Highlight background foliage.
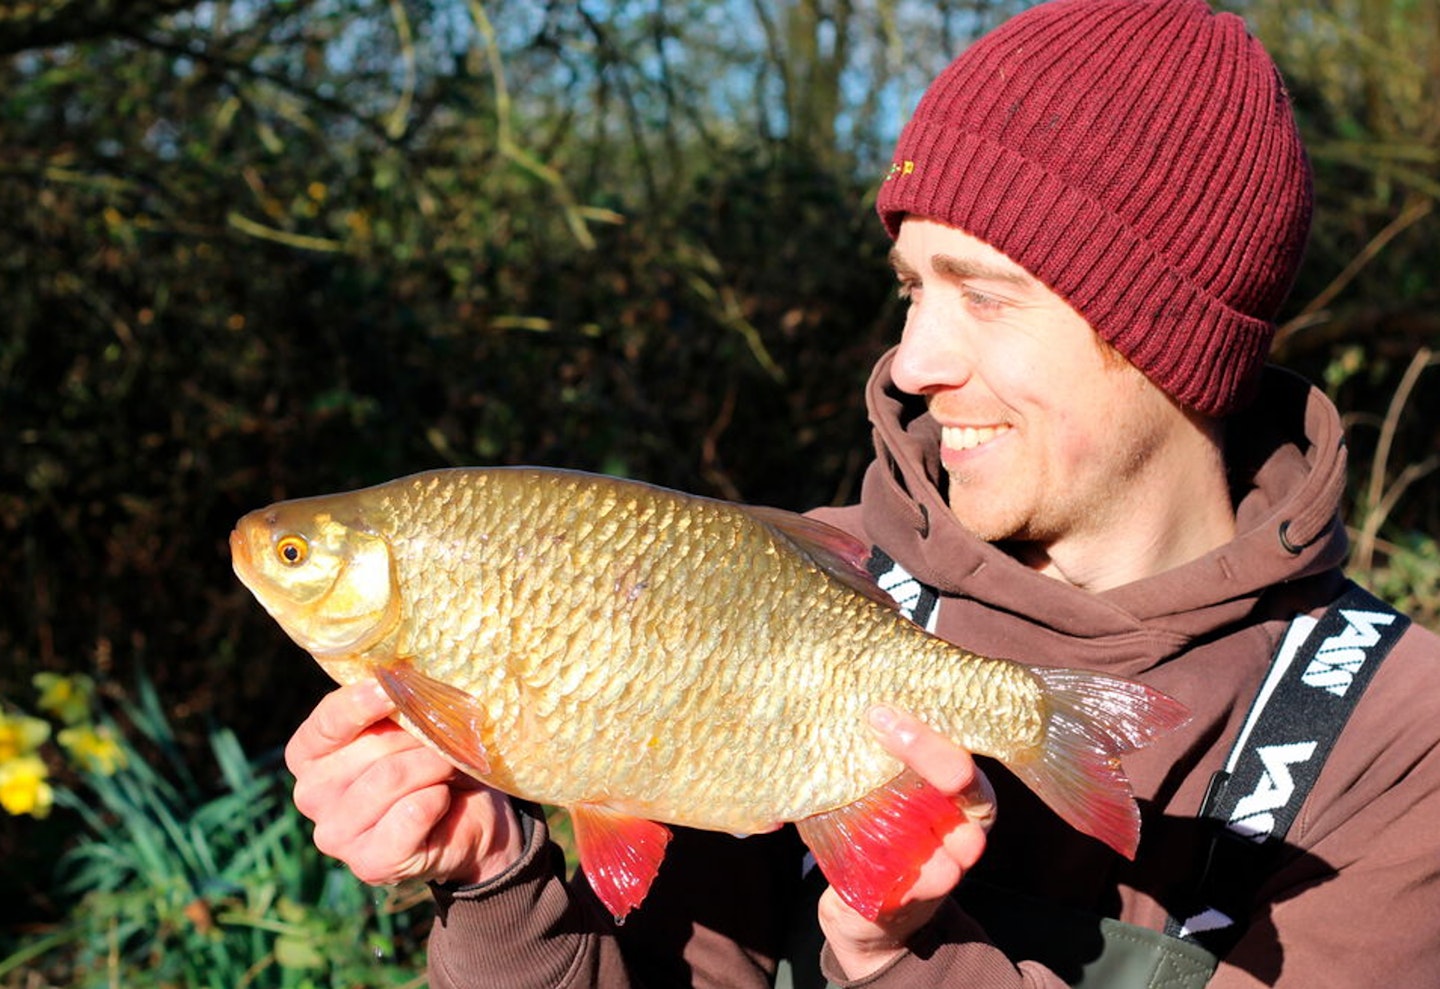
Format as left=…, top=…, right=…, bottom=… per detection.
left=1, top=673, right=429, bottom=986
left=2, top=0, right=1437, bottom=976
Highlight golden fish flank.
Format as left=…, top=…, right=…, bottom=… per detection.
left=232, top=467, right=1188, bottom=922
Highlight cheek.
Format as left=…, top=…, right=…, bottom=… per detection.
left=1049, top=413, right=1103, bottom=478
left=1032, top=373, right=1132, bottom=478
left=1059, top=375, right=1172, bottom=483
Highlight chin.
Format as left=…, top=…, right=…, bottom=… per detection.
left=943, top=507, right=1017, bottom=544
left=942, top=485, right=1020, bottom=544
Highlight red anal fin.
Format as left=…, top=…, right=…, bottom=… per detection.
left=795, top=770, right=967, bottom=921
left=375, top=661, right=492, bottom=776
left=570, top=804, right=673, bottom=922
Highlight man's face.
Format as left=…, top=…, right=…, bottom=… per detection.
left=888, top=217, right=1196, bottom=557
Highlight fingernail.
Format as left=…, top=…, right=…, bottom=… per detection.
left=868, top=705, right=915, bottom=744
left=867, top=705, right=896, bottom=730
left=366, top=680, right=394, bottom=710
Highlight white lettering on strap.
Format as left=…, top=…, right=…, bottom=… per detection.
left=1228, top=741, right=1318, bottom=840
left=1300, top=609, right=1398, bottom=697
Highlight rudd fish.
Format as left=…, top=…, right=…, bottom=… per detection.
left=230, top=467, right=1188, bottom=921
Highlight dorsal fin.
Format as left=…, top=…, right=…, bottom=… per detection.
left=743, top=505, right=898, bottom=612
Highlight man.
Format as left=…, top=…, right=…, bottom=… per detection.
left=284, top=0, right=1440, bottom=985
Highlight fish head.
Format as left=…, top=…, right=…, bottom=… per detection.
left=230, top=498, right=400, bottom=664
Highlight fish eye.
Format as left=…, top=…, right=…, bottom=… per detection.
left=275, top=535, right=309, bottom=566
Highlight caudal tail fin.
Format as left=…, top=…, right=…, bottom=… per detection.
left=1011, top=668, right=1190, bottom=859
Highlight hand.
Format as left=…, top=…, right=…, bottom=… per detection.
left=285, top=681, right=524, bottom=887
left=818, top=705, right=995, bottom=980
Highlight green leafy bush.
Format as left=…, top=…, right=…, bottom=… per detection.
left=0, top=676, right=430, bottom=988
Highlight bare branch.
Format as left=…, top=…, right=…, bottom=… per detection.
left=0, top=0, right=206, bottom=56
left=1353, top=347, right=1439, bottom=571
left=1274, top=196, right=1434, bottom=353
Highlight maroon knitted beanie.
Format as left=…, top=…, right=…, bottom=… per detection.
left=877, top=0, right=1312, bottom=416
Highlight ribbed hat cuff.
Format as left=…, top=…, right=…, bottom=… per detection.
left=877, top=120, right=1273, bottom=417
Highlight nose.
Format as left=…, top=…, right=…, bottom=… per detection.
left=889, top=301, right=973, bottom=397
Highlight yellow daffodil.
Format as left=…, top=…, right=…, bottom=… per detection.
left=58, top=723, right=128, bottom=776
left=33, top=673, right=95, bottom=726
left=0, top=754, right=54, bottom=818
left=0, top=711, right=51, bottom=762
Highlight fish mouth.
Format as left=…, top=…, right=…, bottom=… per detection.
left=229, top=527, right=250, bottom=572
left=229, top=526, right=265, bottom=594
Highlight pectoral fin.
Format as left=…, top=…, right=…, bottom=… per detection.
left=374, top=661, right=492, bottom=776
left=795, top=770, right=968, bottom=921
left=570, top=804, right=673, bottom=922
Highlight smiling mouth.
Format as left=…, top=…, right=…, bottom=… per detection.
left=941, top=424, right=1012, bottom=451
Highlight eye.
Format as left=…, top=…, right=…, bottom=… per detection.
left=962, top=287, right=1005, bottom=316
left=275, top=535, right=309, bottom=566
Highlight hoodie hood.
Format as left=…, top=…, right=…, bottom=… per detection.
left=856, top=346, right=1350, bottom=675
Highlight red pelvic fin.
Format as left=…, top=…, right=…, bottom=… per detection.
left=374, top=661, right=492, bottom=775
left=1017, top=668, right=1191, bottom=859
left=570, top=804, right=673, bottom=922
left=795, top=770, right=968, bottom=922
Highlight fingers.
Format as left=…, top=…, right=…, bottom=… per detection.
left=820, top=707, right=997, bottom=980
left=336, top=767, right=521, bottom=887
left=341, top=771, right=457, bottom=884
left=287, top=682, right=424, bottom=828
left=283, top=682, right=524, bottom=887
left=285, top=681, right=396, bottom=774
left=286, top=682, right=455, bottom=882
left=867, top=704, right=997, bottom=831
left=308, top=744, right=459, bottom=875
left=866, top=703, right=973, bottom=793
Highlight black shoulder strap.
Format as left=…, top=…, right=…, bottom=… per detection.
left=1166, top=584, right=1409, bottom=950
left=865, top=545, right=940, bottom=632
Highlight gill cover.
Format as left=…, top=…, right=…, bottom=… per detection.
left=231, top=508, right=400, bottom=659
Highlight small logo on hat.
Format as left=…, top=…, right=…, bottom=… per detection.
left=884, top=159, right=915, bottom=182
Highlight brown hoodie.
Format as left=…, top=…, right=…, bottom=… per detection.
left=426, top=352, right=1440, bottom=987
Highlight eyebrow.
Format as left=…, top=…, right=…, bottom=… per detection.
left=888, top=247, right=1037, bottom=290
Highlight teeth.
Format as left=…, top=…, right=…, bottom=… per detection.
left=942, top=424, right=1009, bottom=451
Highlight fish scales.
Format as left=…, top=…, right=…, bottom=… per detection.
left=383, top=471, right=1016, bottom=828
left=396, top=472, right=937, bottom=821
left=329, top=472, right=1028, bottom=823
left=371, top=474, right=727, bottom=818
left=232, top=466, right=1190, bottom=919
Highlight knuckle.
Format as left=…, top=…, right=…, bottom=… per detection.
left=290, top=779, right=323, bottom=820
left=936, top=762, right=975, bottom=796
left=283, top=734, right=310, bottom=776
left=364, top=751, right=411, bottom=796
left=347, top=860, right=387, bottom=886
left=350, top=845, right=421, bottom=887
left=348, top=857, right=393, bottom=886
left=309, top=818, right=350, bottom=858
